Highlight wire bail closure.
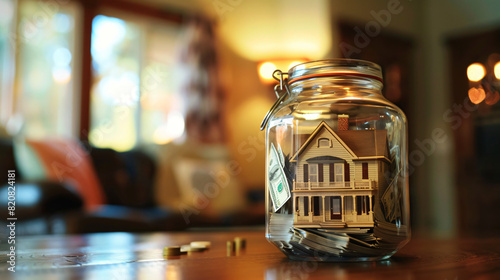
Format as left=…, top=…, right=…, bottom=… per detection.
left=260, top=70, right=290, bottom=131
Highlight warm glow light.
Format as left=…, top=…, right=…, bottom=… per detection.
left=259, top=62, right=277, bottom=82
left=258, top=60, right=307, bottom=83
left=467, top=63, right=486, bottom=82
left=494, top=62, right=500, bottom=79
left=485, top=91, right=500, bottom=105
left=219, top=0, right=331, bottom=61
left=468, top=87, right=486, bottom=104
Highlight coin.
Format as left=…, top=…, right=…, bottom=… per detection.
left=190, top=241, right=211, bottom=249
left=163, top=246, right=181, bottom=256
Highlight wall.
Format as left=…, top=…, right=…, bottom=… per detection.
left=416, top=0, right=500, bottom=237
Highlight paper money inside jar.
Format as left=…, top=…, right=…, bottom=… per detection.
left=261, top=59, right=410, bottom=262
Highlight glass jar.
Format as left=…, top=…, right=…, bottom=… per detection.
left=263, top=59, right=410, bottom=262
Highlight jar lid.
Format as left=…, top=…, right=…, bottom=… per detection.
left=288, top=59, right=383, bottom=84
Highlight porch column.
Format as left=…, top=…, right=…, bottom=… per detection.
left=322, top=196, right=326, bottom=222
left=341, top=195, right=345, bottom=222
left=353, top=195, right=357, bottom=222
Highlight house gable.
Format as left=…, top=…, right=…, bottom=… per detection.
left=291, top=121, right=391, bottom=164
left=291, top=121, right=356, bottom=163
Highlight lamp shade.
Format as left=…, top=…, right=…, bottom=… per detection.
left=218, top=0, right=331, bottom=61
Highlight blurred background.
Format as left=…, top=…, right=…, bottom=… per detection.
left=1, top=0, right=500, bottom=238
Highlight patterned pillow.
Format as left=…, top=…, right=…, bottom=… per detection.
left=14, top=138, right=106, bottom=210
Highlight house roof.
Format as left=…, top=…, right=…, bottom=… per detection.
left=290, top=121, right=389, bottom=162
left=336, top=130, right=388, bottom=158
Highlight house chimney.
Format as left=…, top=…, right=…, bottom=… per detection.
left=338, top=114, right=349, bottom=131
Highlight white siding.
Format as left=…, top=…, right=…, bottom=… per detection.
left=353, top=160, right=378, bottom=181
left=297, top=129, right=354, bottom=164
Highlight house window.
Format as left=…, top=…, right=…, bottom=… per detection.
left=309, top=164, right=318, bottom=182
left=318, top=138, right=330, bottom=147
left=334, top=163, right=344, bottom=182
left=362, top=162, right=369, bottom=179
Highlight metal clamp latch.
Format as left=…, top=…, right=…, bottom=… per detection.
left=260, top=70, right=291, bottom=131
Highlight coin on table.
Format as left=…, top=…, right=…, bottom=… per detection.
left=163, top=246, right=181, bottom=256
left=234, top=237, right=246, bottom=250
left=190, top=241, right=211, bottom=249
left=181, top=244, right=205, bottom=253
left=227, top=240, right=234, bottom=256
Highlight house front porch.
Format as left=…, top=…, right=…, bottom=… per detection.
left=293, top=194, right=375, bottom=228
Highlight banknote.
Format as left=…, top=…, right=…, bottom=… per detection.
left=269, top=143, right=291, bottom=212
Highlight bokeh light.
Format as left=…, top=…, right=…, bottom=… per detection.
left=467, top=63, right=486, bottom=82
left=259, top=62, right=277, bottom=82
left=494, top=61, right=500, bottom=80
left=468, top=87, right=486, bottom=104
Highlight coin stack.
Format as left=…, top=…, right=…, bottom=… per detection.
left=163, top=246, right=181, bottom=258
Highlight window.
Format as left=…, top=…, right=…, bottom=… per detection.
left=1, top=1, right=184, bottom=148
left=309, top=164, right=318, bottom=182
left=318, top=138, right=330, bottom=147
left=14, top=1, right=79, bottom=138
left=89, top=14, right=182, bottom=151
left=334, top=163, right=344, bottom=182
left=0, top=0, right=15, bottom=126
left=362, top=162, right=369, bottom=179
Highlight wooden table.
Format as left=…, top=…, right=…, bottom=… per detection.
left=1, top=228, right=500, bottom=279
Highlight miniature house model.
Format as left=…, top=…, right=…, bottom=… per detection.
left=291, top=115, right=390, bottom=228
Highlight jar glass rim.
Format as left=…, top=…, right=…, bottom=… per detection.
left=288, top=59, right=383, bottom=84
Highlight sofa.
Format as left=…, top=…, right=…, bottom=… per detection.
left=0, top=137, right=186, bottom=235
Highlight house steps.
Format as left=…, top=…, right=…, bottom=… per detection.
left=319, top=221, right=346, bottom=228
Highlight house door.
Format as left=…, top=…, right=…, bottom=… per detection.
left=330, top=196, right=342, bottom=220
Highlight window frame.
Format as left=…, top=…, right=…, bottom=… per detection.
left=78, top=0, right=184, bottom=142
left=318, top=137, right=331, bottom=148
left=309, top=163, right=318, bottom=183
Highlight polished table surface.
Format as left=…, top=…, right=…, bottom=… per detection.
left=1, top=228, right=500, bottom=279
